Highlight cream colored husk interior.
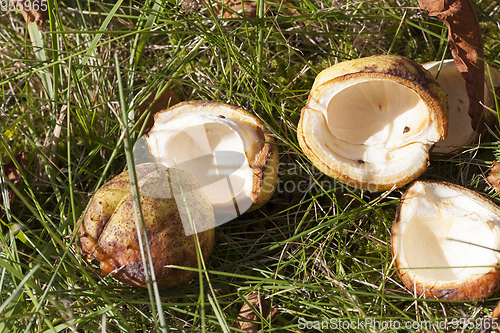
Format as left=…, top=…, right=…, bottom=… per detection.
left=423, top=60, right=471, bottom=152
left=146, top=110, right=255, bottom=217
left=305, top=77, right=442, bottom=187
left=395, top=182, right=500, bottom=283
left=423, top=59, right=500, bottom=152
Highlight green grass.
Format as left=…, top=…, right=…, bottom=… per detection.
left=1, top=0, right=500, bottom=332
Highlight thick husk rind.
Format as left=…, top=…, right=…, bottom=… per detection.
left=395, top=265, right=500, bottom=301
left=311, top=55, right=449, bottom=132
left=298, top=55, right=448, bottom=191
left=391, top=180, right=500, bottom=300
left=78, top=163, right=215, bottom=289
left=248, top=137, right=279, bottom=212
left=298, top=76, right=433, bottom=191
left=148, top=100, right=278, bottom=212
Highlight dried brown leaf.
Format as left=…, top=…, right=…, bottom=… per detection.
left=215, top=0, right=298, bottom=19
left=237, top=293, right=278, bottom=332
left=418, top=0, right=485, bottom=131
left=490, top=299, right=500, bottom=332
left=487, top=161, right=500, bottom=192
left=493, top=299, right=500, bottom=322
left=17, top=0, right=49, bottom=28
left=1, top=152, right=25, bottom=217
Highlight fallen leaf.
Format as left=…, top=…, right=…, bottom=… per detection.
left=1, top=152, right=26, bottom=217
left=237, top=293, right=278, bottom=332
left=136, top=87, right=180, bottom=133
left=487, top=161, right=500, bottom=192
left=418, top=0, right=485, bottom=131
left=16, top=0, right=49, bottom=28
left=492, top=299, right=500, bottom=332
left=215, top=0, right=298, bottom=19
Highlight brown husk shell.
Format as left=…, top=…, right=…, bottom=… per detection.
left=78, top=163, right=215, bottom=289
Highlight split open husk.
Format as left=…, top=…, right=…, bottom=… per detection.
left=423, top=60, right=500, bottom=153
left=142, top=100, right=279, bottom=226
left=391, top=180, right=500, bottom=300
left=298, top=55, right=448, bottom=191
